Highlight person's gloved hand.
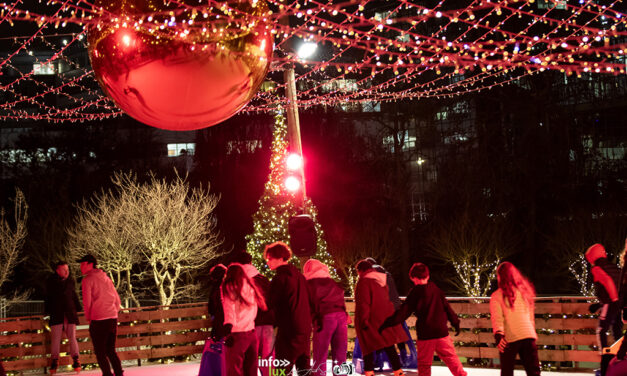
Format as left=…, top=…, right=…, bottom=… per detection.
left=315, top=319, right=324, bottom=333
left=495, top=333, right=508, bottom=353
left=224, top=335, right=234, bottom=347
left=589, top=303, right=602, bottom=313
left=454, top=324, right=461, bottom=336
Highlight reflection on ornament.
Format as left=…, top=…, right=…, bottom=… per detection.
left=87, top=0, right=273, bottom=130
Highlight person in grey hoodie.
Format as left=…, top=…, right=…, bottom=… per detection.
left=78, top=254, right=123, bottom=376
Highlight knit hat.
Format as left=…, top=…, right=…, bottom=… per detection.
left=303, top=259, right=331, bottom=280
left=585, top=243, right=606, bottom=264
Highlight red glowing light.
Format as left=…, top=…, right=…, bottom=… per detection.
left=286, top=153, right=303, bottom=171
left=285, top=176, right=301, bottom=192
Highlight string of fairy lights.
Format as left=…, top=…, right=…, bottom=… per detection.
left=0, top=0, right=625, bottom=122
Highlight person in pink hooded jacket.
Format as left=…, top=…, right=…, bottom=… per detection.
left=78, top=254, right=123, bottom=376
left=221, top=263, right=268, bottom=376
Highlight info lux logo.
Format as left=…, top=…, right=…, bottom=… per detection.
left=258, top=356, right=290, bottom=376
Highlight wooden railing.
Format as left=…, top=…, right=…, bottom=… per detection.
left=346, top=296, right=600, bottom=369
left=0, top=302, right=210, bottom=373
left=0, top=297, right=601, bottom=374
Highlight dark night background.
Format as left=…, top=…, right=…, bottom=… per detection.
left=1, top=69, right=625, bottom=299
left=0, top=0, right=625, bottom=300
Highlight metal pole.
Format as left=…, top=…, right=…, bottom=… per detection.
left=283, top=67, right=306, bottom=208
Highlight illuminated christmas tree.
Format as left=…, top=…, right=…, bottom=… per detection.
left=246, top=110, right=338, bottom=279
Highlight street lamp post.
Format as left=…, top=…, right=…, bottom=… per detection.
left=283, top=66, right=306, bottom=208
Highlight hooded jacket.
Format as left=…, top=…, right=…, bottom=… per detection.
left=303, top=259, right=346, bottom=325
left=586, top=243, right=620, bottom=304
left=354, top=269, right=408, bottom=354
left=222, top=279, right=258, bottom=333
left=241, top=263, right=274, bottom=326
left=81, top=268, right=121, bottom=322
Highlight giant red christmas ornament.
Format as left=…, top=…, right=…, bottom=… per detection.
left=87, top=0, right=273, bottom=130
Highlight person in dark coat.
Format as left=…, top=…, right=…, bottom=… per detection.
left=44, top=261, right=82, bottom=374
left=380, top=263, right=467, bottom=376
left=265, top=242, right=312, bottom=376
left=303, top=258, right=350, bottom=376
left=207, top=264, right=228, bottom=341
left=354, top=260, right=407, bottom=376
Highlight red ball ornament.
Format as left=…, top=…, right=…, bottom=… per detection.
left=88, top=0, right=273, bottom=131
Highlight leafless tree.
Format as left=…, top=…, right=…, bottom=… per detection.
left=427, top=213, right=517, bottom=297
left=546, top=215, right=627, bottom=296
left=0, top=189, right=30, bottom=303
left=329, top=219, right=400, bottom=295
left=67, top=172, right=222, bottom=307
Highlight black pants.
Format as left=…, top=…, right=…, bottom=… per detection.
left=499, top=338, right=540, bottom=376
left=275, top=333, right=311, bottom=376
left=89, top=319, right=123, bottom=376
left=364, top=345, right=402, bottom=372
left=598, top=303, right=623, bottom=348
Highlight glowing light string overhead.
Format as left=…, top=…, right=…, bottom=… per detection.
left=0, top=0, right=624, bottom=122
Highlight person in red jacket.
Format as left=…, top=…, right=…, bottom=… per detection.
left=78, top=254, right=124, bottom=376
left=354, top=260, right=407, bottom=376
left=586, top=244, right=623, bottom=349
left=380, top=263, right=466, bottom=376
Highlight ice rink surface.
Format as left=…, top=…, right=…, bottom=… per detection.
left=43, top=361, right=595, bottom=376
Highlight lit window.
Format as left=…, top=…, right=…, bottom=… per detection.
left=167, top=143, right=195, bottom=157
left=33, top=63, right=56, bottom=75
left=226, top=140, right=262, bottom=154
left=382, top=131, right=415, bottom=152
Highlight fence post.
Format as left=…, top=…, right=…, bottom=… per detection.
left=0, top=297, right=6, bottom=318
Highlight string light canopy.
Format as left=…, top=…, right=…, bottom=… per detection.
left=0, top=0, right=625, bottom=124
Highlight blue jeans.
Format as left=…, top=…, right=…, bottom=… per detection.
left=256, top=325, right=275, bottom=376
left=312, top=311, right=348, bottom=376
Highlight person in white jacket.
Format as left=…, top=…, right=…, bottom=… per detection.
left=490, top=262, right=540, bottom=376
left=221, top=263, right=268, bottom=376
left=78, top=254, right=123, bottom=376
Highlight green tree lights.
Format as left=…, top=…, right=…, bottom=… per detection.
left=245, top=111, right=338, bottom=279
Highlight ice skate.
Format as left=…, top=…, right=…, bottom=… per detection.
left=72, top=356, right=81, bottom=374
left=49, top=358, right=58, bottom=375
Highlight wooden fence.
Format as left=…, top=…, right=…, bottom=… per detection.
left=0, top=297, right=601, bottom=374
left=346, top=296, right=600, bottom=368
left=0, top=302, right=210, bottom=373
